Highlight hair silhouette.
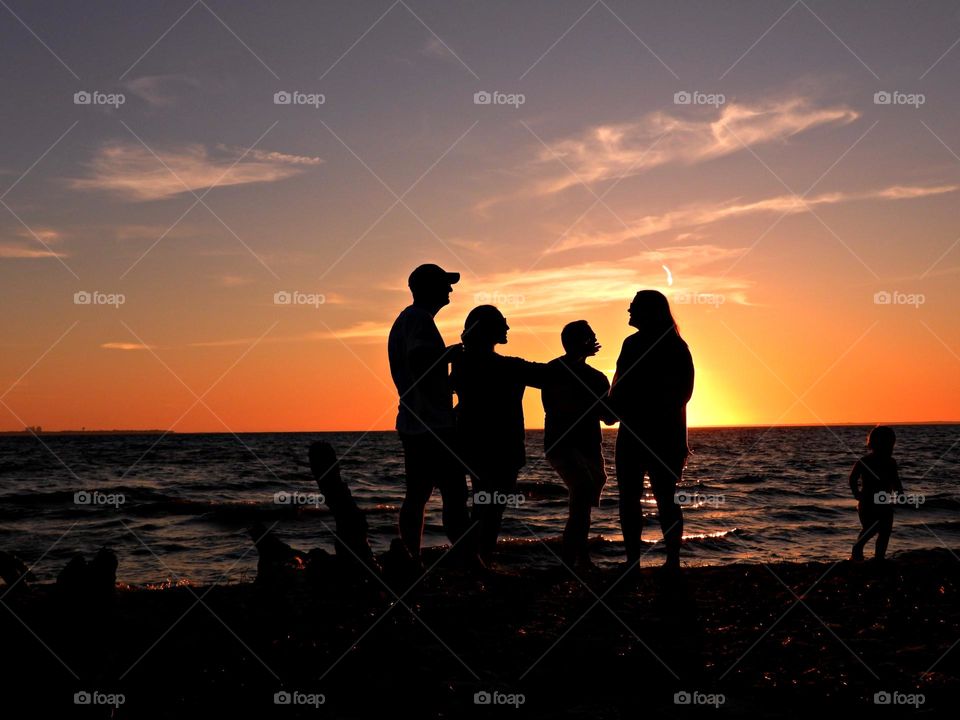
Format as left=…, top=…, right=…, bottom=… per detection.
left=867, top=425, right=896, bottom=456
left=461, top=305, right=507, bottom=349
left=629, top=289, right=680, bottom=339
left=560, top=320, right=594, bottom=354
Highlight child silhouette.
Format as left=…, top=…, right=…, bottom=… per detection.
left=850, top=425, right=904, bottom=561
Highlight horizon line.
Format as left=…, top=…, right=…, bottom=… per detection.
left=2, top=420, right=958, bottom=436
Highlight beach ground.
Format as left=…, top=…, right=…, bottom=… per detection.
left=2, top=546, right=958, bottom=718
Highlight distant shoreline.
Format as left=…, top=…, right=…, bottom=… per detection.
left=0, top=429, right=172, bottom=436
left=0, top=421, right=958, bottom=437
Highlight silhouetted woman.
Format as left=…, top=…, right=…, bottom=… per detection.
left=451, top=305, right=548, bottom=562
left=609, top=290, right=694, bottom=570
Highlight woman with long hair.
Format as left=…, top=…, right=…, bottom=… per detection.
left=609, top=290, right=694, bottom=571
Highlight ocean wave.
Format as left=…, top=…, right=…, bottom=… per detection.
left=0, top=486, right=174, bottom=505
left=915, top=495, right=960, bottom=511
left=902, top=519, right=960, bottom=533
left=681, top=527, right=744, bottom=547
left=724, top=474, right=766, bottom=484
left=771, top=505, right=844, bottom=520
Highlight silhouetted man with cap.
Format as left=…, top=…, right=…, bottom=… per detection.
left=388, top=263, right=470, bottom=562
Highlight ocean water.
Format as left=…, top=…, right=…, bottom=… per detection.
left=0, top=425, right=957, bottom=585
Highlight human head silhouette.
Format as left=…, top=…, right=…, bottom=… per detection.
left=462, top=305, right=508, bottom=350
left=408, top=263, right=459, bottom=315
left=561, top=320, right=599, bottom=360
left=867, top=425, right=896, bottom=457
left=628, top=290, right=679, bottom=337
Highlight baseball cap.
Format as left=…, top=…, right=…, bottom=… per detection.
left=408, top=263, right=460, bottom=291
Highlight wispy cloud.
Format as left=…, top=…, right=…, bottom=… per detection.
left=69, top=142, right=323, bottom=201
left=123, top=74, right=200, bottom=107
left=0, top=245, right=67, bottom=259
left=320, top=247, right=752, bottom=342
left=216, top=274, right=253, bottom=288
left=420, top=37, right=450, bottom=60
left=551, top=183, right=958, bottom=253
left=101, top=342, right=153, bottom=351
left=16, top=227, right=63, bottom=244
left=533, top=98, right=859, bottom=196
left=186, top=247, right=749, bottom=348
left=0, top=227, right=67, bottom=258
left=111, top=223, right=198, bottom=241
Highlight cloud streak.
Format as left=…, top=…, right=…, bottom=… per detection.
left=70, top=142, right=322, bottom=201
left=101, top=342, right=153, bottom=351
left=318, top=247, right=752, bottom=342
left=534, top=98, right=859, bottom=196
left=0, top=245, right=67, bottom=259
left=124, top=74, right=200, bottom=107
left=551, top=184, right=958, bottom=253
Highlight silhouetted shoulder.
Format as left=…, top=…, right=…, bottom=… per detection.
left=620, top=333, right=642, bottom=351
left=584, top=363, right=610, bottom=390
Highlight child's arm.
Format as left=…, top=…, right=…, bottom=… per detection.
left=892, top=459, right=904, bottom=495
left=849, top=460, right=863, bottom=499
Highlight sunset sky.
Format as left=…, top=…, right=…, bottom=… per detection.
left=1, top=0, right=958, bottom=432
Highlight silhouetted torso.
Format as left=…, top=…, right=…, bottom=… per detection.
left=609, top=332, right=693, bottom=454
left=388, top=305, right=453, bottom=433
left=542, top=357, right=613, bottom=456
left=451, top=350, right=548, bottom=472
left=851, top=453, right=902, bottom=504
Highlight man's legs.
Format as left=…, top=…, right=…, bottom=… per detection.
left=433, top=429, right=471, bottom=546
left=399, top=432, right=435, bottom=558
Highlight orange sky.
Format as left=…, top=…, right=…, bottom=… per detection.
left=2, top=1, right=959, bottom=431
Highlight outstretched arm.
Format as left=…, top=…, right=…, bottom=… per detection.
left=516, top=358, right=551, bottom=389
